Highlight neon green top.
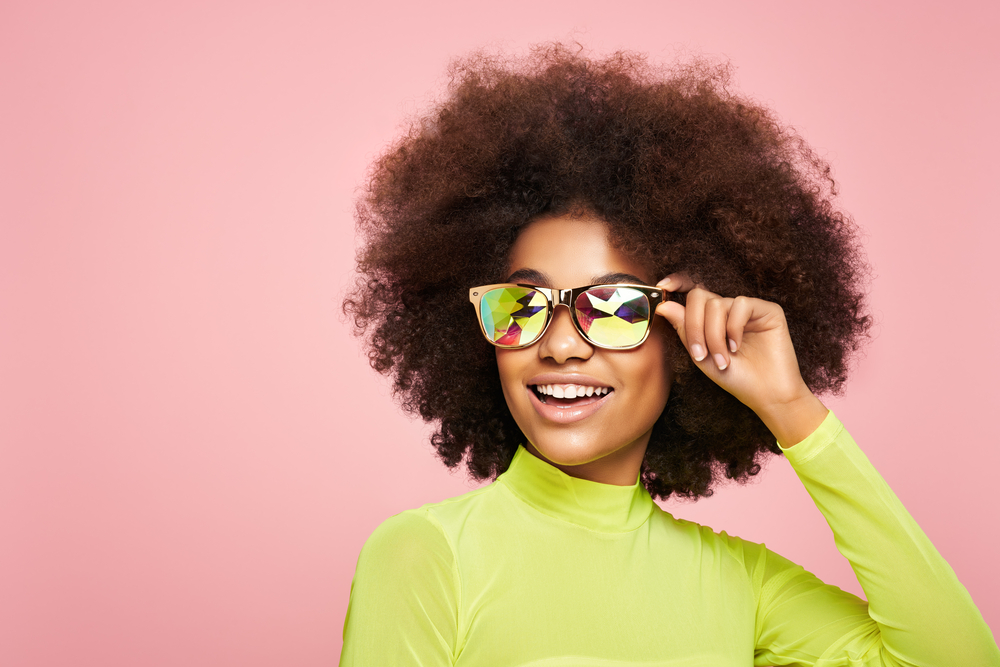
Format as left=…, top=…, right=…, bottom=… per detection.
left=340, top=412, right=999, bottom=665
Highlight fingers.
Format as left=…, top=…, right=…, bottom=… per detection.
left=654, top=273, right=694, bottom=347
left=656, top=281, right=746, bottom=370
left=726, top=296, right=754, bottom=353
left=704, top=295, right=734, bottom=370
left=654, top=281, right=742, bottom=371
left=689, top=290, right=735, bottom=370
left=682, top=287, right=709, bottom=363
left=655, top=300, right=687, bottom=344
left=657, top=272, right=696, bottom=293
left=657, top=274, right=731, bottom=367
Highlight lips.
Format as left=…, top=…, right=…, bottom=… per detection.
left=526, top=378, right=614, bottom=424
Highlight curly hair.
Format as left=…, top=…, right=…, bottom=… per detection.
left=343, top=44, right=871, bottom=500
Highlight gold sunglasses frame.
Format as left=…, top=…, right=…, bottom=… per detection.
left=468, top=283, right=666, bottom=350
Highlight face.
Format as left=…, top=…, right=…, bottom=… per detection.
left=496, top=214, right=674, bottom=485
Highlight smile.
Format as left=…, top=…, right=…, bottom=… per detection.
left=528, top=383, right=614, bottom=424
left=528, top=384, right=615, bottom=424
left=533, top=383, right=612, bottom=402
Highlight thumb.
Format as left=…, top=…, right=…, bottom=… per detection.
left=655, top=301, right=687, bottom=347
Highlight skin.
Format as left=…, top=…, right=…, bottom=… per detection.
left=497, top=214, right=674, bottom=486
left=655, top=275, right=830, bottom=449
left=497, top=213, right=830, bottom=487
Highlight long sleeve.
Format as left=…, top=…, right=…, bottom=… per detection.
left=755, top=411, right=999, bottom=665
left=338, top=421, right=998, bottom=666
left=339, top=509, right=459, bottom=667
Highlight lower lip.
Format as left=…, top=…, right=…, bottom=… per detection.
left=528, top=388, right=612, bottom=424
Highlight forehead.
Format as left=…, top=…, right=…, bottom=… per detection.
left=506, top=214, right=652, bottom=285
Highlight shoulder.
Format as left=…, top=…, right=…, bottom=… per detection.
left=651, top=510, right=815, bottom=610
left=652, top=507, right=769, bottom=572
left=352, top=508, right=459, bottom=602
left=361, top=509, right=449, bottom=561
left=358, top=483, right=500, bottom=571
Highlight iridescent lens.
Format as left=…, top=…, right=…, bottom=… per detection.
left=575, top=287, right=650, bottom=348
left=480, top=287, right=549, bottom=347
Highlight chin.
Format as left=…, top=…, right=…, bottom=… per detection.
left=529, top=436, right=627, bottom=467
left=532, top=445, right=599, bottom=467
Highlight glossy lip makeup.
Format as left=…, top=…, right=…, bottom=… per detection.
left=527, top=374, right=614, bottom=424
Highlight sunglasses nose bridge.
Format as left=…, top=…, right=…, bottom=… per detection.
left=552, top=288, right=573, bottom=309
left=550, top=289, right=589, bottom=343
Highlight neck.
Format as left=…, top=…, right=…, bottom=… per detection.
left=500, top=446, right=656, bottom=532
left=523, top=438, right=649, bottom=486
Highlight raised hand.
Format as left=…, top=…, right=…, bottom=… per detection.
left=654, top=273, right=829, bottom=447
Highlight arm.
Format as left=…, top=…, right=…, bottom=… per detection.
left=339, top=510, right=459, bottom=667
left=656, top=276, right=1000, bottom=665
left=754, top=412, right=999, bottom=665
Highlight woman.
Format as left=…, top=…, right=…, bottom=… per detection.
left=340, top=45, right=998, bottom=665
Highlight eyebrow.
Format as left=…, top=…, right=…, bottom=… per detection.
left=505, top=268, right=549, bottom=284
left=592, top=272, right=648, bottom=285
left=505, top=269, right=648, bottom=286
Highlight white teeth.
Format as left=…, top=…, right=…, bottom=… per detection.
left=535, top=384, right=611, bottom=398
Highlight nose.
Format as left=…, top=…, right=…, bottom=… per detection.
left=537, top=304, right=593, bottom=363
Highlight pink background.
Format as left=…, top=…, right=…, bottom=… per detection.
left=2, top=1, right=998, bottom=664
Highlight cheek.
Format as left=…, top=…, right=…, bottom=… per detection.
left=495, top=349, right=526, bottom=406
left=634, top=337, right=674, bottom=407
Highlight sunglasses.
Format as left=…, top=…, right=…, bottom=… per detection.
left=469, top=283, right=666, bottom=350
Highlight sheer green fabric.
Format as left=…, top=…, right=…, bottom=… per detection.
left=340, top=412, right=999, bottom=666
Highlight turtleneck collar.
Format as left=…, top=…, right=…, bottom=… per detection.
left=498, top=445, right=655, bottom=533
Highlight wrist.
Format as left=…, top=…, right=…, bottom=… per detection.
left=756, top=388, right=828, bottom=448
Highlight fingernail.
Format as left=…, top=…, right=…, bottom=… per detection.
left=729, top=338, right=737, bottom=353
left=691, top=344, right=706, bottom=361
left=656, top=277, right=671, bottom=288
left=714, top=353, right=728, bottom=370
